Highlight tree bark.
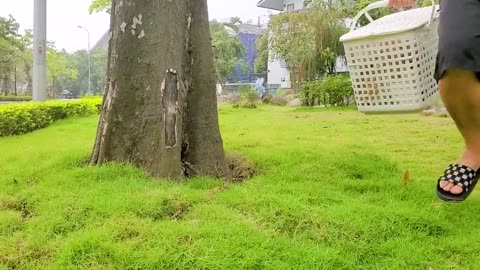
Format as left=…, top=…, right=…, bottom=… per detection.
left=2, top=75, right=9, bottom=96
left=90, top=0, right=230, bottom=180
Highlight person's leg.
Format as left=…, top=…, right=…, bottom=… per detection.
left=438, top=69, right=480, bottom=194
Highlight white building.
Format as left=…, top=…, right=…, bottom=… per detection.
left=257, top=0, right=348, bottom=90
left=257, top=0, right=306, bottom=12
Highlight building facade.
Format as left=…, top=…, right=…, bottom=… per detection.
left=257, top=0, right=307, bottom=12
left=229, top=24, right=266, bottom=83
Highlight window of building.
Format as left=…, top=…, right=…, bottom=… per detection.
left=286, top=4, right=295, bottom=12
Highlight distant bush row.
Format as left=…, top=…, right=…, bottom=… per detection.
left=0, top=98, right=102, bottom=137
left=0, top=96, right=32, bottom=102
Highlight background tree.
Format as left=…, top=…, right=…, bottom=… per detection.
left=210, top=20, right=246, bottom=87
left=89, top=0, right=111, bottom=14
left=62, top=48, right=108, bottom=96
left=0, top=15, right=20, bottom=95
left=0, top=13, right=108, bottom=98
left=17, top=30, right=33, bottom=95
left=268, top=0, right=347, bottom=87
left=254, top=34, right=268, bottom=74
left=46, top=45, right=78, bottom=98
left=89, top=0, right=231, bottom=179
left=91, top=47, right=108, bottom=94
left=63, top=51, right=88, bottom=96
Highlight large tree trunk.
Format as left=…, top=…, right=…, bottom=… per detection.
left=90, top=0, right=230, bottom=180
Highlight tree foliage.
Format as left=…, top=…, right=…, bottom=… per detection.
left=254, top=34, right=268, bottom=74
left=61, top=48, right=108, bottom=96
left=268, top=0, right=348, bottom=86
left=0, top=13, right=108, bottom=98
left=46, top=45, right=78, bottom=97
left=17, top=30, right=33, bottom=94
left=91, top=48, right=108, bottom=93
left=88, top=0, right=111, bottom=14
left=210, top=20, right=247, bottom=86
left=0, top=16, right=36, bottom=96
left=0, top=15, right=20, bottom=95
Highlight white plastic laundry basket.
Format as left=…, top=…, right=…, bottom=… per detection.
left=340, top=0, right=440, bottom=113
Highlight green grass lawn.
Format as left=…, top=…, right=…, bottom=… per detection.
left=1, top=104, right=479, bottom=270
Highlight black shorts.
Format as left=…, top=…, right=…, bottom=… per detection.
left=434, top=0, right=480, bottom=82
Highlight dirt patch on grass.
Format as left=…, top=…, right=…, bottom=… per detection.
left=177, top=235, right=194, bottom=246
left=0, top=195, right=35, bottom=219
left=226, top=152, right=258, bottom=182
left=335, top=153, right=400, bottom=181
left=0, top=239, right=54, bottom=269
left=114, top=225, right=142, bottom=242
left=135, top=199, right=191, bottom=221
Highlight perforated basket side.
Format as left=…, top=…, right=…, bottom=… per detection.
left=343, top=23, right=439, bottom=113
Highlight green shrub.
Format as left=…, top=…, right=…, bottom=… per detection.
left=322, top=75, right=354, bottom=106
left=80, top=95, right=103, bottom=100
left=276, top=88, right=285, bottom=97
left=300, top=74, right=354, bottom=107
left=0, top=98, right=102, bottom=137
left=81, top=96, right=103, bottom=113
left=0, top=96, right=32, bottom=102
left=238, top=85, right=258, bottom=109
left=300, top=80, right=322, bottom=107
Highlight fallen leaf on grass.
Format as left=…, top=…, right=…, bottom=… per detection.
left=402, top=170, right=411, bottom=185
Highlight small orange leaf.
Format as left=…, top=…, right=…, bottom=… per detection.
left=402, top=170, right=411, bottom=185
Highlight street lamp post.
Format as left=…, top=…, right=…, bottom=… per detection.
left=33, top=0, right=47, bottom=101
left=77, top=26, right=91, bottom=95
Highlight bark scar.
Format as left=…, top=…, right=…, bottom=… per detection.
left=163, top=69, right=179, bottom=148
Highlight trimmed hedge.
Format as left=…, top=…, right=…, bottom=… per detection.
left=300, top=75, right=354, bottom=107
left=0, top=96, right=32, bottom=102
left=0, top=98, right=102, bottom=137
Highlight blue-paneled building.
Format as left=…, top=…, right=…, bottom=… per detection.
left=228, top=24, right=266, bottom=83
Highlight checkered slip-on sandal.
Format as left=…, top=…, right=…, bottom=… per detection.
left=436, top=164, right=480, bottom=203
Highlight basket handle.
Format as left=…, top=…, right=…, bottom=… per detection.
left=349, top=0, right=437, bottom=32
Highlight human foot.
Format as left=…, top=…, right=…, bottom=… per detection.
left=437, top=164, right=479, bottom=202
left=439, top=150, right=480, bottom=195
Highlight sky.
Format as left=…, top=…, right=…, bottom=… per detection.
left=0, top=0, right=276, bottom=53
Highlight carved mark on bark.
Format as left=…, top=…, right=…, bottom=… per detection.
left=163, top=69, right=179, bottom=148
